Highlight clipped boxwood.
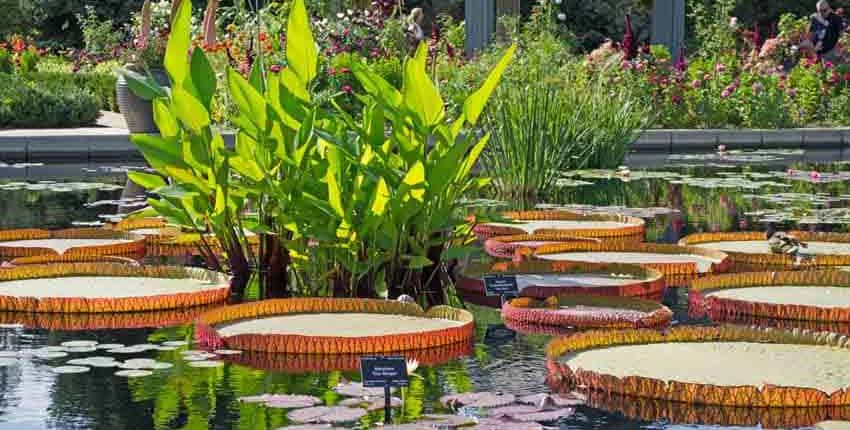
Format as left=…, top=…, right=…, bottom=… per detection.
left=0, top=73, right=100, bottom=128
left=25, top=71, right=118, bottom=112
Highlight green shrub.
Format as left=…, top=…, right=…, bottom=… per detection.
left=0, top=50, right=12, bottom=74
left=0, top=73, right=100, bottom=128
left=26, top=71, right=118, bottom=112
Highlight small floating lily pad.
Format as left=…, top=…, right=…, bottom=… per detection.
left=469, top=419, right=543, bottom=430
left=52, top=365, right=90, bottom=374
left=366, top=397, right=402, bottom=411
left=121, top=359, right=158, bottom=369
left=187, top=360, right=223, bottom=368
left=162, top=341, right=188, bottom=347
left=260, top=395, right=322, bottom=409
left=440, top=392, right=516, bottom=409
left=156, top=346, right=178, bottom=351
left=64, top=346, right=98, bottom=353
left=60, top=340, right=98, bottom=348
left=213, top=349, right=242, bottom=355
left=182, top=353, right=216, bottom=361
left=97, top=344, right=125, bottom=350
left=33, top=351, right=69, bottom=360
left=115, top=370, right=153, bottom=378
left=287, top=406, right=367, bottom=424
left=150, top=362, right=173, bottom=370
left=333, top=382, right=391, bottom=398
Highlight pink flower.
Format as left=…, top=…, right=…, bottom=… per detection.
left=341, top=84, right=353, bottom=94
left=621, top=61, right=633, bottom=70
left=270, top=64, right=282, bottom=73
left=810, top=171, right=821, bottom=179
left=671, top=94, right=683, bottom=104
left=691, top=79, right=702, bottom=88
left=715, top=63, right=726, bottom=73
left=752, top=82, right=764, bottom=94
left=825, top=61, right=834, bottom=69
left=721, top=89, right=732, bottom=98
left=717, top=145, right=727, bottom=153
left=844, top=73, right=850, bottom=82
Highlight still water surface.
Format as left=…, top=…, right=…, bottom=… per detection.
left=0, top=154, right=843, bottom=430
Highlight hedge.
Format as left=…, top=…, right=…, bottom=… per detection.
left=0, top=73, right=100, bottom=129
left=25, top=71, right=117, bottom=112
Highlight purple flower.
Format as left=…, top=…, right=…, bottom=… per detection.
left=752, top=82, right=764, bottom=94
left=671, top=94, right=683, bottom=104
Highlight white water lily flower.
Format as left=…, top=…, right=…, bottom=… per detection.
left=406, top=358, right=419, bottom=375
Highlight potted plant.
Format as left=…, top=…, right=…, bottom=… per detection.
left=116, top=0, right=171, bottom=133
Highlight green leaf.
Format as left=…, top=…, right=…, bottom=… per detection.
left=404, top=255, right=432, bottom=269
left=164, top=0, right=192, bottom=85
left=147, top=198, right=192, bottom=226
left=369, top=177, right=390, bottom=216
left=120, top=69, right=168, bottom=100
left=228, top=68, right=267, bottom=129
left=172, top=87, right=210, bottom=133
left=183, top=134, right=212, bottom=171
left=403, top=43, right=444, bottom=127
left=131, top=134, right=184, bottom=172
left=401, top=161, right=426, bottom=202
left=152, top=98, right=179, bottom=138
left=189, top=47, right=217, bottom=110
left=249, top=60, right=266, bottom=93
left=350, top=60, right=401, bottom=108
left=128, top=171, right=166, bottom=190
left=458, top=44, right=517, bottom=131
left=230, top=156, right=265, bottom=182
left=441, top=246, right=478, bottom=261
left=286, top=0, right=318, bottom=84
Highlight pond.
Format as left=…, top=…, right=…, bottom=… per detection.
left=0, top=153, right=844, bottom=430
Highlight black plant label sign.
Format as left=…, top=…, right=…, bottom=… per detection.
left=360, top=356, right=409, bottom=388
left=483, top=274, right=519, bottom=296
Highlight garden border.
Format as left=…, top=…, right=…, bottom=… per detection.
left=1, top=127, right=850, bottom=160
left=634, top=127, right=850, bottom=152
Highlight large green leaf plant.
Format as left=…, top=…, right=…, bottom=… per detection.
left=126, top=0, right=515, bottom=305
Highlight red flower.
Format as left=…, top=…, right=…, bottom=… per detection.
left=259, top=32, right=267, bottom=42
left=844, top=73, right=850, bottom=82
left=12, top=38, right=25, bottom=53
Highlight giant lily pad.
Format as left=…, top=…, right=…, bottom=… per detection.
left=440, top=392, right=516, bottom=409
left=286, top=406, right=367, bottom=424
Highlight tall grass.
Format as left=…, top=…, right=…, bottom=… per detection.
left=481, top=65, right=651, bottom=202
left=482, top=83, right=585, bottom=201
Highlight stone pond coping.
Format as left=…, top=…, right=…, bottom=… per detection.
left=1, top=126, right=849, bottom=161
left=634, top=127, right=850, bottom=152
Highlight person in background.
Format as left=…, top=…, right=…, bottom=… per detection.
left=810, top=0, right=846, bottom=62
left=407, top=8, right=425, bottom=45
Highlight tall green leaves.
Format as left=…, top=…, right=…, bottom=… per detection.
left=286, top=0, right=317, bottom=85
left=128, top=0, right=517, bottom=304
left=164, top=0, right=191, bottom=85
